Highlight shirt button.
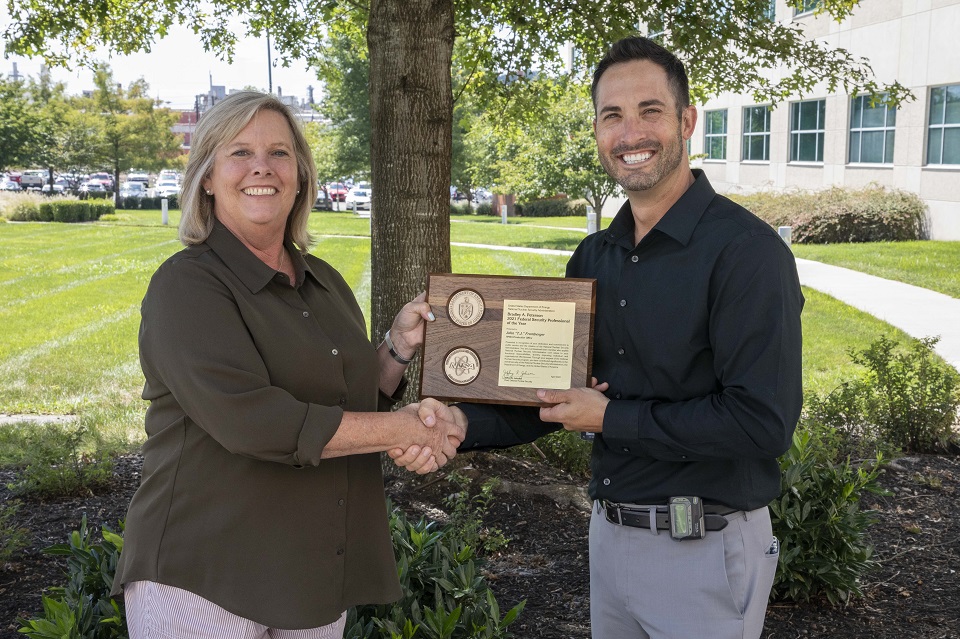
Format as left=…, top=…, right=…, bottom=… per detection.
left=617, top=347, right=625, bottom=355
left=331, top=348, right=339, bottom=356
left=302, top=311, right=310, bottom=318
left=338, top=499, right=345, bottom=506
left=622, top=447, right=630, bottom=452
left=631, top=255, right=639, bottom=263
left=338, top=395, right=346, bottom=405
left=615, top=393, right=622, bottom=399
left=619, top=299, right=627, bottom=307
left=603, top=478, right=611, bottom=486
left=336, top=547, right=344, bottom=556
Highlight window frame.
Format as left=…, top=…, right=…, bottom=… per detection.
left=742, top=105, right=772, bottom=162
left=848, top=94, right=896, bottom=165
left=703, top=109, right=728, bottom=161
left=789, top=98, right=826, bottom=163
left=927, top=84, right=960, bottom=166
left=793, top=0, right=822, bottom=17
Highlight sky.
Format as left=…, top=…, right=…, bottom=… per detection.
left=1, top=20, right=322, bottom=110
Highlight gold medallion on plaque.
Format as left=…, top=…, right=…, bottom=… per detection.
left=444, top=347, right=481, bottom=385
left=447, top=289, right=484, bottom=327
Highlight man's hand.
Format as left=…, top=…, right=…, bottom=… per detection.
left=538, top=379, right=610, bottom=433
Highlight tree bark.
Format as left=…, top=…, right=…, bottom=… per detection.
left=368, top=0, right=454, bottom=400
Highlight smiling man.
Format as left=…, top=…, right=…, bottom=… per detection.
left=431, top=36, right=805, bottom=639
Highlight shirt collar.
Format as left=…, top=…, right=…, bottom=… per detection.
left=206, top=221, right=315, bottom=293
left=604, top=169, right=716, bottom=249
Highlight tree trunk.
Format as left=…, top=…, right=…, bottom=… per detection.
left=368, top=0, right=454, bottom=401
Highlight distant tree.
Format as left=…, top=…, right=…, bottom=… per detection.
left=0, top=76, right=46, bottom=171
left=303, top=120, right=345, bottom=205
left=84, top=65, right=183, bottom=204
left=315, top=27, right=371, bottom=183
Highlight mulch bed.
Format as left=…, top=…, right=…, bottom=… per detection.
left=2, top=451, right=958, bottom=638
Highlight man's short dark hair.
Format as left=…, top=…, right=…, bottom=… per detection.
left=591, top=36, right=690, bottom=117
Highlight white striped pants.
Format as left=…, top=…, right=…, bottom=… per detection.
left=124, top=581, right=347, bottom=639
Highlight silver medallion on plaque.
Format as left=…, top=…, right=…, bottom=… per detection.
left=447, top=289, right=484, bottom=327
left=444, top=347, right=481, bottom=385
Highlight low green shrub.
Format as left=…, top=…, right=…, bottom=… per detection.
left=5, top=422, right=113, bottom=498
left=733, top=185, right=926, bottom=243
left=770, top=429, right=884, bottom=605
left=444, top=473, right=509, bottom=555
left=52, top=201, right=90, bottom=223
left=450, top=202, right=473, bottom=216
left=475, top=202, right=493, bottom=216
left=8, top=200, right=42, bottom=221
left=850, top=336, right=959, bottom=452
left=515, top=198, right=585, bottom=218
left=346, top=504, right=524, bottom=638
left=20, top=502, right=521, bottom=639
left=88, top=201, right=115, bottom=220
left=0, top=501, right=29, bottom=562
left=18, top=516, right=126, bottom=639
left=511, top=430, right=591, bottom=477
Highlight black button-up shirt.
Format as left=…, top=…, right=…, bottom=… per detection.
left=461, top=170, right=804, bottom=511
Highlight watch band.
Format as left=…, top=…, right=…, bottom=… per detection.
left=384, top=329, right=414, bottom=365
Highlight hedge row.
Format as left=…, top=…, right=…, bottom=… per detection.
left=516, top=198, right=587, bottom=218
left=8, top=199, right=115, bottom=223
left=116, top=195, right=179, bottom=210
left=731, top=185, right=926, bottom=244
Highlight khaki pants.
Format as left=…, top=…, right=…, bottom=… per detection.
left=124, top=581, right=347, bottom=639
left=589, top=503, right=779, bottom=639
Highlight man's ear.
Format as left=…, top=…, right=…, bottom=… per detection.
left=681, top=106, right=698, bottom=141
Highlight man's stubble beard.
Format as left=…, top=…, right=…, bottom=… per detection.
left=600, top=129, right=685, bottom=193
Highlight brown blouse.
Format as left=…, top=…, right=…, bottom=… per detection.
left=111, top=221, right=403, bottom=628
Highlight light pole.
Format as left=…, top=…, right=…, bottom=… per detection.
left=266, top=32, right=273, bottom=94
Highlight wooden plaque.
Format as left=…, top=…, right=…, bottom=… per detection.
left=420, top=273, right=596, bottom=406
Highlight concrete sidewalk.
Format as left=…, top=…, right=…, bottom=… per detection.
left=796, top=258, right=960, bottom=372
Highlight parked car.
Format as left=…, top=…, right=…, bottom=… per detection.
left=87, top=172, right=114, bottom=191
left=79, top=179, right=110, bottom=196
left=19, top=170, right=46, bottom=190
left=154, top=178, right=180, bottom=198
left=120, top=181, right=147, bottom=198
left=126, top=171, right=150, bottom=185
left=1, top=179, right=21, bottom=191
left=327, top=182, right=349, bottom=202
left=345, top=183, right=372, bottom=210
left=40, top=178, right=69, bottom=194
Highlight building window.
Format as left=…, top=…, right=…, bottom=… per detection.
left=794, top=0, right=822, bottom=16
left=742, top=105, right=771, bottom=161
left=849, top=94, right=896, bottom=164
left=927, top=85, right=960, bottom=165
left=764, top=0, right=777, bottom=21
left=790, top=99, right=825, bottom=163
left=704, top=109, right=728, bottom=160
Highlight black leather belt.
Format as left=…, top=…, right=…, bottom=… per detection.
left=603, top=501, right=737, bottom=532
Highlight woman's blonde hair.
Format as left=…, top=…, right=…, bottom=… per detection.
left=179, top=91, right=318, bottom=251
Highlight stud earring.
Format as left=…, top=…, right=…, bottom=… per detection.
left=205, top=190, right=212, bottom=195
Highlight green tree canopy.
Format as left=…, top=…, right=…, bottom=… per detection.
left=3, top=0, right=909, bottom=371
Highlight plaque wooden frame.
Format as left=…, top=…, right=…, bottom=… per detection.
left=419, top=273, right=596, bottom=406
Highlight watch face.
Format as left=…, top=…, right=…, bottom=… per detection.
left=443, top=347, right=481, bottom=385
left=447, top=289, right=484, bottom=327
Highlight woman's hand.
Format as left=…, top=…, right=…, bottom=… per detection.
left=388, top=292, right=435, bottom=360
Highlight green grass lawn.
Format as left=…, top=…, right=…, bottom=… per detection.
left=0, top=215, right=934, bottom=460
left=792, top=240, right=960, bottom=299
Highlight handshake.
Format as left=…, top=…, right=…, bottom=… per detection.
left=390, top=398, right=468, bottom=475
